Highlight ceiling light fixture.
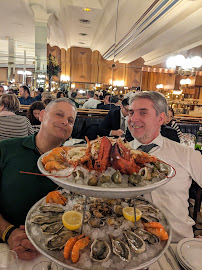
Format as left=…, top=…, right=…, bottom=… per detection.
left=82, top=8, right=92, bottom=12
left=79, top=19, right=90, bottom=24
left=166, top=55, right=202, bottom=76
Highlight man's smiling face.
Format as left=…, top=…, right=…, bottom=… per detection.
left=128, top=98, right=165, bottom=144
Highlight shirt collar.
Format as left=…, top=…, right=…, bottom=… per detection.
left=130, top=133, right=164, bottom=150
left=22, top=133, right=37, bottom=150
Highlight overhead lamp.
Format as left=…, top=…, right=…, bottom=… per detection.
left=180, top=78, right=191, bottom=85
left=173, top=90, right=183, bottom=95
left=156, top=84, right=164, bottom=89
left=71, top=83, right=75, bottom=89
left=166, top=55, right=202, bottom=75
left=79, top=90, right=85, bottom=94
left=82, top=8, right=92, bottom=12
left=113, top=80, right=124, bottom=86
left=17, top=70, right=32, bottom=75
left=60, top=75, right=70, bottom=81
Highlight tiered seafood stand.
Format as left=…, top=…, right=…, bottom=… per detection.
left=25, top=143, right=175, bottom=270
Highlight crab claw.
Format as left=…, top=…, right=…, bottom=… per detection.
left=110, top=143, right=140, bottom=175
left=94, top=136, right=112, bottom=172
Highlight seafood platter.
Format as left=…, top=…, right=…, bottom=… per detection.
left=38, top=136, right=175, bottom=198
left=25, top=190, right=172, bottom=270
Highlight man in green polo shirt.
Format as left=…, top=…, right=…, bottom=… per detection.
left=0, top=97, right=77, bottom=260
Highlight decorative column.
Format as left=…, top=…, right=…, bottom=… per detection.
left=31, top=4, right=51, bottom=88
left=8, top=38, right=15, bottom=83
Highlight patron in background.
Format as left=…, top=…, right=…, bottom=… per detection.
left=18, top=86, right=35, bottom=105
left=0, top=98, right=77, bottom=260
left=0, top=94, right=33, bottom=140
left=70, top=92, right=79, bottom=108
left=35, top=87, right=44, bottom=101
left=128, top=91, right=202, bottom=242
left=56, top=91, right=65, bottom=98
left=0, top=85, right=5, bottom=96
left=100, top=95, right=119, bottom=110
left=97, top=93, right=110, bottom=109
left=82, top=91, right=101, bottom=109
left=27, top=101, right=45, bottom=132
left=41, top=92, right=53, bottom=102
left=164, top=106, right=182, bottom=139
left=99, top=98, right=129, bottom=137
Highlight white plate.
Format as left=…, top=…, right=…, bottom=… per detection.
left=37, top=151, right=175, bottom=199
left=176, top=252, right=190, bottom=270
left=177, top=238, right=202, bottom=270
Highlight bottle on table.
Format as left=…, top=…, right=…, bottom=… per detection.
left=195, top=127, right=202, bottom=150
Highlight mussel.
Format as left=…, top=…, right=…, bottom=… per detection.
left=109, top=235, right=131, bottom=261
left=90, top=239, right=111, bottom=262
left=123, top=230, right=145, bottom=253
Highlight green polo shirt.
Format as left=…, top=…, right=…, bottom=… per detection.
left=0, top=134, right=57, bottom=227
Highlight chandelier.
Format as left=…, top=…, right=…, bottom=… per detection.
left=166, top=55, right=202, bottom=76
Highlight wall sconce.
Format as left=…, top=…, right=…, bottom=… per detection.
left=173, top=90, right=183, bottom=95
left=17, top=70, right=32, bottom=75
left=166, top=55, right=202, bottom=75
left=180, top=78, right=191, bottom=85
left=71, top=83, right=75, bottom=89
left=60, top=75, right=70, bottom=81
left=109, top=80, right=124, bottom=86
left=156, top=84, right=164, bottom=89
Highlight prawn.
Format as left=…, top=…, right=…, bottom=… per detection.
left=143, top=222, right=168, bottom=241
left=64, top=235, right=84, bottom=260
left=71, top=236, right=90, bottom=263
left=46, top=191, right=67, bottom=205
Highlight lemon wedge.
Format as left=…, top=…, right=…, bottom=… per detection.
left=62, top=211, right=82, bottom=230
left=122, top=207, right=142, bottom=222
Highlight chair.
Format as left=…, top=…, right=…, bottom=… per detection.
left=189, top=180, right=202, bottom=225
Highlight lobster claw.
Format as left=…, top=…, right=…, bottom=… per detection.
left=110, top=142, right=140, bottom=175
left=94, top=136, right=112, bottom=172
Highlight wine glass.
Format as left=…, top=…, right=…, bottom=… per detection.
left=0, top=250, right=18, bottom=270
left=32, top=261, right=58, bottom=270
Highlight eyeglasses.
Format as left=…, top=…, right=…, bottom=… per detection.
left=123, top=106, right=129, bottom=112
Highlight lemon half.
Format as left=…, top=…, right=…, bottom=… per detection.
left=62, top=211, right=82, bottom=230
left=122, top=207, right=142, bottom=222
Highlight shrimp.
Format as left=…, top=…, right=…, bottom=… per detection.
left=46, top=191, right=67, bottom=205
left=143, top=222, right=168, bottom=241
left=44, top=161, right=67, bottom=172
left=64, top=235, right=84, bottom=260
left=71, top=236, right=90, bottom=263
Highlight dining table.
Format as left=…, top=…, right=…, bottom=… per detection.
left=0, top=242, right=184, bottom=270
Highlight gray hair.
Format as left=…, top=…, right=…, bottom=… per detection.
left=0, top=94, right=20, bottom=112
left=129, top=91, right=168, bottom=116
left=45, top=97, right=77, bottom=116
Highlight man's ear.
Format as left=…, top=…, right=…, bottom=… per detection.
left=158, top=112, right=166, bottom=126
left=39, top=109, right=45, bottom=122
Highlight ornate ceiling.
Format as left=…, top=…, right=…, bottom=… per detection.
left=0, top=0, right=201, bottom=66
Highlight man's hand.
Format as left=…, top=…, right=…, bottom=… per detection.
left=111, top=129, right=125, bottom=137
left=7, top=225, right=40, bottom=260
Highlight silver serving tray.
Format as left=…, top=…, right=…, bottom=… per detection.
left=37, top=151, right=175, bottom=199
left=25, top=195, right=172, bottom=270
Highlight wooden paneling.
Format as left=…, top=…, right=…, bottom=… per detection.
left=142, top=72, right=176, bottom=91
left=0, top=68, right=8, bottom=82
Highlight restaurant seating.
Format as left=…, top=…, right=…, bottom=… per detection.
left=177, top=122, right=201, bottom=136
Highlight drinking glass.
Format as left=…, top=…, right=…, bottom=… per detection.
left=0, top=250, right=18, bottom=270
left=32, top=261, right=58, bottom=270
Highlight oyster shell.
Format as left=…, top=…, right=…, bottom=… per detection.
left=109, top=235, right=131, bottom=261
left=41, top=221, right=63, bottom=235
left=31, top=214, right=62, bottom=225
left=88, top=218, right=105, bottom=228
left=128, top=174, right=142, bottom=185
left=39, top=205, right=64, bottom=214
left=46, top=230, right=76, bottom=250
left=134, top=227, right=159, bottom=244
left=90, top=239, right=111, bottom=262
left=72, top=170, right=84, bottom=180
left=138, top=167, right=152, bottom=180
left=123, top=230, right=145, bottom=253
left=113, top=205, right=123, bottom=216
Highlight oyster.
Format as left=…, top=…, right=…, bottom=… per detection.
left=113, top=205, right=123, bottom=216
left=138, top=167, right=152, bottom=180
left=109, top=235, right=131, bottom=261
left=39, top=205, right=64, bottom=214
left=128, top=174, right=142, bottom=185
left=106, top=217, right=123, bottom=227
left=123, top=230, right=145, bottom=253
left=111, top=170, right=122, bottom=184
left=31, top=214, right=62, bottom=225
left=46, top=230, right=76, bottom=250
left=41, top=221, right=63, bottom=235
left=141, top=213, right=159, bottom=223
left=134, top=227, right=159, bottom=244
left=90, top=239, right=111, bottom=262
left=88, top=218, right=105, bottom=228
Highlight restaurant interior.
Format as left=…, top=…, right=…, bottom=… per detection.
left=0, top=0, right=201, bottom=269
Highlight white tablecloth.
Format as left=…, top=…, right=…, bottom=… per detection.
left=0, top=243, right=183, bottom=270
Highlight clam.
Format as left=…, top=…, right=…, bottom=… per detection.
left=39, top=205, right=64, bottom=214
left=113, top=205, right=123, bottom=216
left=72, top=170, right=84, bottom=180
left=46, top=230, right=76, bottom=250
left=88, top=218, right=105, bottom=228
left=109, top=235, right=131, bottom=261
left=41, top=221, right=63, bottom=235
left=90, top=239, right=111, bottom=262
left=134, top=227, right=159, bottom=244
left=100, top=175, right=111, bottom=183
left=128, top=174, right=142, bottom=185
left=88, top=176, right=98, bottom=186
left=31, top=214, right=62, bottom=225
left=123, top=230, right=145, bottom=253
left=138, top=167, right=152, bottom=180
left=106, top=217, right=123, bottom=227
left=84, top=211, right=91, bottom=223
left=111, top=170, right=122, bottom=184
